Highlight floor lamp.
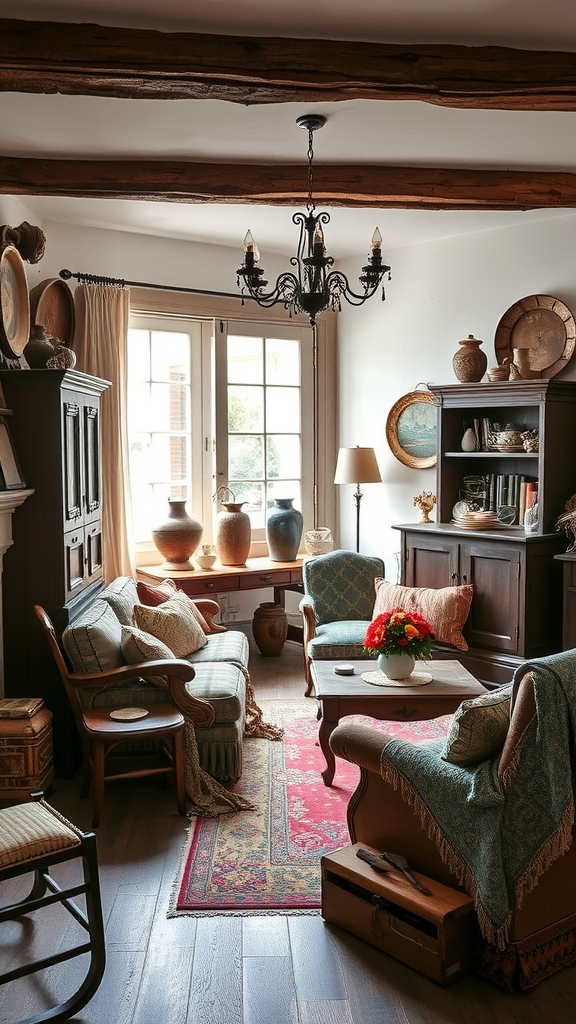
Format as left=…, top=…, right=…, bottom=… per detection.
left=334, top=447, right=382, bottom=553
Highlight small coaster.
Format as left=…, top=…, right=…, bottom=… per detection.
left=333, top=663, right=355, bottom=675
left=361, top=670, right=433, bottom=688
left=109, top=707, right=150, bottom=721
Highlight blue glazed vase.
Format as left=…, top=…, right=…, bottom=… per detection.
left=266, top=498, right=303, bottom=562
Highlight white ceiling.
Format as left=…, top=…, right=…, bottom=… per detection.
left=3, top=1, right=576, bottom=259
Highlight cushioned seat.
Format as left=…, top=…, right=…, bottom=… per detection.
left=0, top=795, right=106, bottom=1021
left=306, top=620, right=374, bottom=661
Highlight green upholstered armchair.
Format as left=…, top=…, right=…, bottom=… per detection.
left=300, top=549, right=385, bottom=696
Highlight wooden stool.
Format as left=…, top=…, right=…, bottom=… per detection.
left=0, top=793, right=106, bottom=1023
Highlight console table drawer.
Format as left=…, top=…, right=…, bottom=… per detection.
left=184, top=573, right=241, bottom=594
left=240, top=569, right=291, bottom=589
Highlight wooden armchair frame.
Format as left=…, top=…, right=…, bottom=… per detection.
left=34, top=605, right=215, bottom=826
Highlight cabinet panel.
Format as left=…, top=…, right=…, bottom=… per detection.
left=403, top=534, right=458, bottom=589
left=460, top=542, right=520, bottom=653
left=63, top=400, right=82, bottom=524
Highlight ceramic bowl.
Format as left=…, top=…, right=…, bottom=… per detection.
left=195, top=554, right=216, bottom=570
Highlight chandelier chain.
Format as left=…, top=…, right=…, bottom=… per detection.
left=306, top=129, right=315, bottom=213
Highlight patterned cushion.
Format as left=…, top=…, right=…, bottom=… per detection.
left=303, top=550, right=385, bottom=626
left=63, top=600, right=124, bottom=673
left=100, top=576, right=140, bottom=626
left=442, top=684, right=512, bottom=766
left=133, top=591, right=208, bottom=657
left=373, top=578, right=473, bottom=652
left=186, top=662, right=245, bottom=724
left=136, top=578, right=210, bottom=633
left=185, top=629, right=250, bottom=670
left=307, top=620, right=371, bottom=660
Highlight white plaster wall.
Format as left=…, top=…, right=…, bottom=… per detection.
left=337, top=212, right=576, bottom=579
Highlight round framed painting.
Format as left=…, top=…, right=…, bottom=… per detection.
left=386, top=390, right=438, bottom=469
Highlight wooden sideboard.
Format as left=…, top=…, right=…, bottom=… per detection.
left=137, top=557, right=305, bottom=641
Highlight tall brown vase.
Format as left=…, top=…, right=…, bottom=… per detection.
left=214, top=501, right=251, bottom=566
left=151, top=498, right=203, bottom=570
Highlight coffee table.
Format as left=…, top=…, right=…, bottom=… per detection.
left=311, top=659, right=487, bottom=785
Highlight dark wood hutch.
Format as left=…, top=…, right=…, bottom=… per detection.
left=394, top=380, right=576, bottom=686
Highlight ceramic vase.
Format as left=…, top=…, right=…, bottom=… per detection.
left=151, top=498, right=203, bottom=570
left=378, top=653, right=415, bottom=680
left=266, top=498, right=304, bottom=562
left=252, top=602, right=288, bottom=656
left=214, top=501, right=251, bottom=566
left=452, top=335, right=487, bottom=383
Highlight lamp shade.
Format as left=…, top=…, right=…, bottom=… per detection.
left=334, top=447, right=382, bottom=485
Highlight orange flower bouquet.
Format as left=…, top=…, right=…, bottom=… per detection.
left=363, top=608, right=435, bottom=661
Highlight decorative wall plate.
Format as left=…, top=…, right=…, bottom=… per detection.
left=494, top=294, right=575, bottom=379
left=29, top=277, right=76, bottom=347
left=386, top=390, right=437, bottom=469
left=0, top=245, right=30, bottom=357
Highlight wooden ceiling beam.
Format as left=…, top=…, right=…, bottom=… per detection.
left=2, top=155, right=576, bottom=210
left=2, top=18, right=576, bottom=110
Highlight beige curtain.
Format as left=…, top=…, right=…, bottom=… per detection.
left=74, top=283, right=135, bottom=581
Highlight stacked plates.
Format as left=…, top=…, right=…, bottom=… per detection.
left=451, top=509, right=501, bottom=530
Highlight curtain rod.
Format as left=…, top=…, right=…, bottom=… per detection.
left=59, top=268, right=250, bottom=302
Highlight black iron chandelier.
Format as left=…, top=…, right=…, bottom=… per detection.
left=236, top=115, right=391, bottom=328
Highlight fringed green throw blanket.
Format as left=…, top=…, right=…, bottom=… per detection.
left=380, top=651, right=576, bottom=948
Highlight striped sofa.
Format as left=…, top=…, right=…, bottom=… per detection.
left=62, top=576, right=249, bottom=781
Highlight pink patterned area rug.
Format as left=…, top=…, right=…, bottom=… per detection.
left=169, top=700, right=451, bottom=915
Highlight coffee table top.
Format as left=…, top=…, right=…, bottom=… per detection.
left=311, top=659, right=487, bottom=701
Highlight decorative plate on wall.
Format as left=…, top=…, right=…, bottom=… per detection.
left=494, top=294, right=575, bottom=379
left=29, top=277, right=75, bottom=347
left=0, top=245, right=30, bottom=357
left=386, top=389, right=438, bottom=469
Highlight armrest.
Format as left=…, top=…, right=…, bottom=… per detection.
left=330, top=721, right=390, bottom=775
left=193, top=598, right=227, bottom=633
left=67, top=659, right=215, bottom=729
left=499, top=670, right=536, bottom=787
left=299, top=596, right=317, bottom=645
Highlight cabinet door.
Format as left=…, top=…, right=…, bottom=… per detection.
left=460, top=541, right=521, bottom=653
left=62, top=399, right=83, bottom=526
left=83, top=403, right=101, bottom=525
left=64, top=526, right=86, bottom=603
left=403, top=532, right=459, bottom=589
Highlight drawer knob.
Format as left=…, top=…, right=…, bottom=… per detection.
left=259, top=574, right=273, bottom=582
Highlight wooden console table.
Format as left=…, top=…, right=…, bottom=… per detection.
left=137, top=557, right=305, bottom=641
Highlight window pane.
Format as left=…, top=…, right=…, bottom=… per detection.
left=149, top=382, right=190, bottom=432
left=228, top=384, right=263, bottom=432
left=150, top=332, right=190, bottom=382
left=127, top=381, right=152, bottom=432
left=229, top=480, right=265, bottom=529
left=267, top=481, right=302, bottom=510
left=229, top=434, right=264, bottom=480
left=265, top=387, right=300, bottom=433
left=266, top=435, right=301, bottom=479
left=128, top=329, right=151, bottom=380
left=228, top=335, right=263, bottom=384
left=150, top=433, right=189, bottom=485
left=265, top=338, right=300, bottom=386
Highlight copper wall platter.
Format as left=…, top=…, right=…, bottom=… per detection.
left=494, top=294, right=575, bottom=379
left=0, top=245, right=30, bottom=357
left=29, top=277, right=75, bottom=347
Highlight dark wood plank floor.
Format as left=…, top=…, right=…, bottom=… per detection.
left=2, top=631, right=576, bottom=1023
